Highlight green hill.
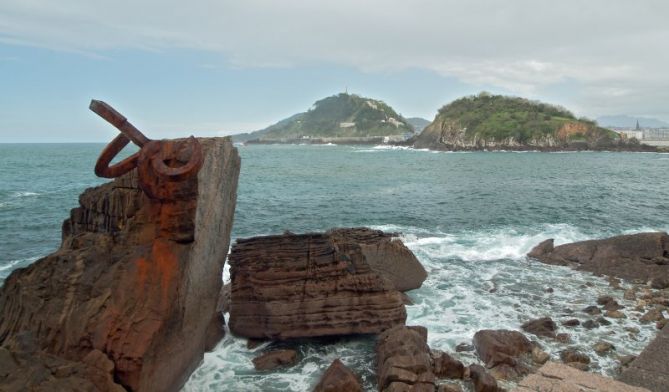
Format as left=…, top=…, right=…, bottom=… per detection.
left=238, top=93, right=413, bottom=142
left=414, top=93, right=622, bottom=150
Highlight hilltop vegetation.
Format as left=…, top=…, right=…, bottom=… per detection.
left=414, top=93, right=622, bottom=150
left=235, top=93, right=413, bottom=142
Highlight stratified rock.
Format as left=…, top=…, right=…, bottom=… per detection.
left=473, top=330, right=532, bottom=380
left=0, top=138, right=240, bottom=391
left=313, top=359, right=362, bottom=392
left=527, top=232, right=669, bottom=282
left=376, top=325, right=435, bottom=392
left=431, top=350, right=465, bottom=379
left=469, top=364, right=502, bottom=392
left=252, top=349, right=299, bottom=371
left=521, top=317, right=557, bottom=339
left=228, top=229, right=408, bottom=339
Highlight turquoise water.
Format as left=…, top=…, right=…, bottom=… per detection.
left=1, top=144, right=669, bottom=390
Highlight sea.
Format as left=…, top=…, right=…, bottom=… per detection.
left=1, top=143, right=668, bottom=391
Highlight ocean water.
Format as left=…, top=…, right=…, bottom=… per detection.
left=1, top=143, right=668, bottom=391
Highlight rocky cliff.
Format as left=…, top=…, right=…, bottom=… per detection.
left=227, top=228, right=419, bottom=339
left=0, top=137, right=240, bottom=391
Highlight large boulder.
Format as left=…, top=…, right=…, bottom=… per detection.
left=521, top=317, right=557, bottom=339
left=527, top=233, right=669, bottom=282
left=376, top=325, right=436, bottom=392
left=228, top=229, right=408, bottom=339
left=0, top=138, right=240, bottom=391
left=313, top=359, right=362, bottom=392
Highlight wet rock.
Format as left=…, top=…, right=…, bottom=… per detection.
left=650, top=276, right=669, bottom=289
left=247, top=339, right=266, bottom=350
left=657, top=319, right=668, bottom=329
left=605, top=310, right=626, bottom=319
left=252, top=349, right=299, bottom=371
left=527, top=232, right=669, bottom=282
left=556, top=333, right=571, bottom=344
left=521, top=317, right=557, bottom=339
left=640, top=308, right=664, bottom=323
left=544, top=287, right=554, bottom=293
left=560, top=349, right=590, bottom=365
left=469, top=364, right=502, bottom=392
left=218, top=282, right=232, bottom=314
left=594, top=341, right=615, bottom=355
left=228, top=228, right=409, bottom=339
left=313, top=358, right=362, bottom=392
left=400, top=292, right=414, bottom=305
left=609, top=276, right=623, bottom=289
left=618, top=355, right=637, bottom=367
left=582, top=320, right=599, bottom=329
left=0, top=138, right=241, bottom=391
left=431, top=350, right=465, bottom=379
left=583, top=305, right=601, bottom=315
left=376, top=325, right=435, bottom=392
left=566, top=362, right=590, bottom=371
left=625, top=327, right=640, bottom=334
left=437, top=384, right=463, bottom=392
left=624, top=288, right=637, bottom=301
left=598, top=296, right=623, bottom=311
left=531, top=347, right=550, bottom=365
left=596, top=316, right=612, bottom=326
left=561, top=319, right=580, bottom=327
left=455, top=343, right=475, bottom=352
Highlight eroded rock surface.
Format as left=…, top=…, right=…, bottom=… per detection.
left=313, top=358, right=362, bottom=392
left=473, top=330, right=533, bottom=380
left=527, top=233, right=669, bottom=282
left=228, top=228, right=410, bottom=339
left=0, top=138, right=240, bottom=391
left=376, top=325, right=435, bottom=392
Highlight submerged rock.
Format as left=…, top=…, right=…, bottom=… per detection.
left=313, top=359, right=362, bottom=392
left=252, top=349, right=299, bottom=371
left=228, top=228, right=410, bottom=339
left=527, top=232, right=669, bottom=282
left=376, top=325, right=435, bottom=392
left=0, top=138, right=240, bottom=391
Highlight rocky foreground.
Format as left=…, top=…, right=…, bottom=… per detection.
left=0, top=138, right=240, bottom=391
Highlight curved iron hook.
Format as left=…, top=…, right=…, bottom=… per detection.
left=151, top=136, right=204, bottom=181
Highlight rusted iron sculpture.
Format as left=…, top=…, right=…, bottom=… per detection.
left=90, top=100, right=203, bottom=200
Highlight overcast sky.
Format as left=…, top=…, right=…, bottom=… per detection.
left=1, top=0, right=668, bottom=142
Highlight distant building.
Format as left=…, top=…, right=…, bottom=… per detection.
left=339, top=122, right=356, bottom=128
left=617, top=130, right=643, bottom=140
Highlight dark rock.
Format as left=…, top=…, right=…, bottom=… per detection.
left=582, top=306, right=601, bottom=315
left=640, top=308, right=665, bottom=323
left=312, top=358, right=362, bottom=392
left=657, top=319, right=668, bottom=329
left=594, top=341, right=615, bottom=355
left=218, top=282, right=231, bottom=314
left=400, top=292, right=414, bottom=305
left=566, top=362, right=590, bottom=371
left=437, top=384, right=463, bottom=392
left=650, top=276, right=669, bottom=289
left=596, top=317, right=612, bottom=326
left=560, top=349, right=590, bottom=364
left=527, top=239, right=554, bottom=259
left=556, top=333, right=571, bottom=344
left=247, top=339, right=266, bottom=350
left=472, top=329, right=532, bottom=380
left=521, top=317, right=557, bottom=338
left=618, top=355, right=636, bottom=367
left=605, top=310, right=626, bottom=319
left=455, top=343, right=475, bottom=352
left=431, top=350, right=465, bottom=379
left=531, top=347, right=549, bottom=364
left=582, top=320, right=599, bottom=329
left=252, top=349, right=299, bottom=371
left=376, top=325, right=435, bottom=392
left=561, top=319, right=580, bottom=327
left=544, top=287, right=554, bottom=293
left=468, top=364, right=502, bottom=392
left=527, top=232, right=669, bottom=282
left=228, top=228, right=408, bottom=339
left=0, top=138, right=240, bottom=391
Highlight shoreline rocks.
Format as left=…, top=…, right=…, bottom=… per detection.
left=0, top=138, right=240, bottom=391
left=228, top=228, right=416, bottom=339
left=313, top=359, right=362, bottom=392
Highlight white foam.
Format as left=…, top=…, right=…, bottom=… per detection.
left=12, top=191, right=39, bottom=197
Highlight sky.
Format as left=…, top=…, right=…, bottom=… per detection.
left=1, top=0, right=668, bottom=142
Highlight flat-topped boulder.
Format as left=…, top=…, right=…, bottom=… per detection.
left=0, top=137, right=240, bottom=391
left=527, top=232, right=669, bottom=282
left=228, top=228, right=413, bottom=339
left=376, top=325, right=435, bottom=392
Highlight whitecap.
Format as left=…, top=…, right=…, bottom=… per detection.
left=12, top=191, right=39, bottom=197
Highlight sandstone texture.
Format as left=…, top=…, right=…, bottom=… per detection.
left=228, top=228, right=412, bottom=339
left=376, top=325, right=435, bottom=392
left=0, top=138, right=240, bottom=391
left=619, top=323, right=669, bottom=392
left=313, top=358, right=362, bottom=392
left=472, top=329, right=533, bottom=380
left=513, top=361, right=650, bottom=392
left=527, top=232, right=669, bottom=282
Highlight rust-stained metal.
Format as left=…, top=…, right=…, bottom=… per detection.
left=90, top=99, right=203, bottom=199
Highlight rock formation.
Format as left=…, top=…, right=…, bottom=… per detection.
left=0, top=136, right=240, bottom=391
left=527, top=232, right=669, bottom=282
left=473, top=330, right=533, bottom=380
left=313, top=359, right=363, bottom=392
left=513, top=362, right=649, bottom=392
left=228, top=228, right=414, bottom=339
left=376, top=325, right=436, bottom=392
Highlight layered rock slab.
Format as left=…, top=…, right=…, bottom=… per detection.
left=527, top=232, right=669, bottom=282
left=0, top=138, right=240, bottom=391
left=376, top=325, right=435, bottom=392
left=228, top=228, right=409, bottom=339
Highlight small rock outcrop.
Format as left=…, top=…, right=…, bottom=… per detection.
left=252, top=349, right=299, bottom=371
left=376, top=325, right=435, bottom=392
left=313, top=359, right=362, bottom=392
left=513, top=362, right=650, bottom=392
left=527, top=233, right=669, bottom=282
left=469, top=364, right=503, bottom=392
left=521, top=317, right=557, bottom=339
left=228, top=229, right=411, bottom=339
left=431, top=350, right=465, bottom=379
left=0, top=137, right=240, bottom=391
left=473, top=330, right=533, bottom=380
